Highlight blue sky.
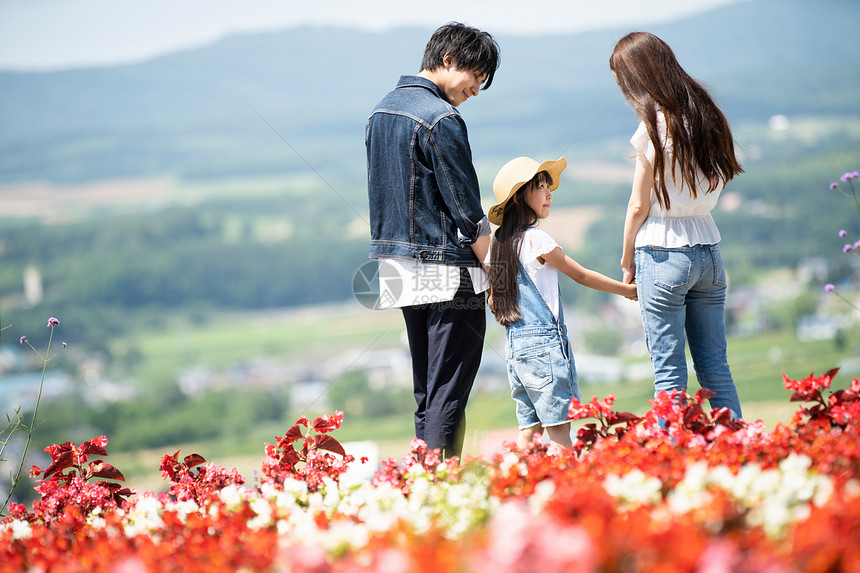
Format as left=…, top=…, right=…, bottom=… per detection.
left=0, top=0, right=746, bottom=71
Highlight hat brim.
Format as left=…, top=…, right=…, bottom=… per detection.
left=488, top=157, right=567, bottom=225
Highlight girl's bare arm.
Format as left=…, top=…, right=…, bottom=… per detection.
left=541, top=247, right=637, bottom=300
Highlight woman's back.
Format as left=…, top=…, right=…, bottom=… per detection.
left=631, top=111, right=723, bottom=248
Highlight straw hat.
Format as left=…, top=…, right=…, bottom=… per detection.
left=487, top=156, right=567, bottom=225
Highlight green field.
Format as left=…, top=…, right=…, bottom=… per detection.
left=98, top=301, right=858, bottom=494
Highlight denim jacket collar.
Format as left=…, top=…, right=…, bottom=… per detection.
left=395, top=75, right=446, bottom=101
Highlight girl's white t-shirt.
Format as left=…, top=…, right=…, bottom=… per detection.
left=518, top=227, right=561, bottom=320
left=631, top=111, right=723, bottom=248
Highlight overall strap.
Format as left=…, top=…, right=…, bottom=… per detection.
left=507, top=260, right=559, bottom=329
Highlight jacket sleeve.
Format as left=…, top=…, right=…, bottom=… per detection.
left=425, top=114, right=489, bottom=246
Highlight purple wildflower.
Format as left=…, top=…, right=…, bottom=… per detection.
left=47, top=317, right=60, bottom=327
left=855, top=240, right=860, bottom=249
left=839, top=230, right=848, bottom=238
left=19, top=336, right=27, bottom=344
left=841, top=171, right=860, bottom=182
left=824, top=284, right=835, bottom=293
left=61, top=342, right=67, bottom=349
left=845, top=244, right=855, bottom=253
left=831, top=182, right=839, bottom=190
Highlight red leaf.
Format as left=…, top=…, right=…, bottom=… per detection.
left=159, top=450, right=181, bottom=467
left=95, top=480, right=122, bottom=491
left=43, top=451, right=74, bottom=479
left=313, top=434, right=346, bottom=457
left=694, top=388, right=716, bottom=402
left=832, top=389, right=858, bottom=404
left=89, top=460, right=125, bottom=481
left=711, top=407, right=734, bottom=424
left=313, top=417, right=336, bottom=433
left=183, top=453, right=207, bottom=469
left=823, top=367, right=841, bottom=381
left=283, top=424, right=304, bottom=444
left=683, top=404, right=705, bottom=425
left=607, top=411, right=640, bottom=425
left=54, top=442, right=74, bottom=454
left=80, top=440, right=108, bottom=458
left=280, top=449, right=301, bottom=467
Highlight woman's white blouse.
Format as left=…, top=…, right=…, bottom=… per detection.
left=631, top=112, right=723, bottom=248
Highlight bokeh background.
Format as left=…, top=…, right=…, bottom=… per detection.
left=1, top=0, right=859, bottom=499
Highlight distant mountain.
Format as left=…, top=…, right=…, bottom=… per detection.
left=0, top=0, right=858, bottom=184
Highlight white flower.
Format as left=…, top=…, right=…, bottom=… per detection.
left=604, top=469, right=663, bottom=509
left=499, top=452, right=525, bottom=476
left=528, top=479, right=556, bottom=512
left=321, top=520, right=370, bottom=554
left=6, top=519, right=32, bottom=540
left=247, top=497, right=273, bottom=529
left=218, top=483, right=245, bottom=509
left=168, top=499, right=201, bottom=522
left=282, top=477, right=309, bottom=498
left=124, top=495, right=165, bottom=537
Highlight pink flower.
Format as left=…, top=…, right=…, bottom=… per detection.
left=46, top=317, right=60, bottom=327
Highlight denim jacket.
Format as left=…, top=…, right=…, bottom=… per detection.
left=366, top=75, right=488, bottom=267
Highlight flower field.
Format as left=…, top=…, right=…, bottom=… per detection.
left=2, top=370, right=860, bottom=572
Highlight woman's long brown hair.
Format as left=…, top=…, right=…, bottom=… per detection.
left=610, top=32, right=743, bottom=209
left=488, top=172, right=550, bottom=326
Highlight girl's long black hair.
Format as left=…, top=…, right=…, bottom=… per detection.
left=488, top=171, right=550, bottom=326
left=610, top=31, right=743, bottom=209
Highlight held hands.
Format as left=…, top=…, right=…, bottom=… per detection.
left=623, top=282, right=638, bottom=301
left=621, top=264, right=636, bottom=285
left=621, top=264, right=637, bottom=301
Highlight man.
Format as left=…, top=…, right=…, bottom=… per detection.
left=366, top=22, right=500, bottom=458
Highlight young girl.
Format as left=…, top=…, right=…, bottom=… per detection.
left=610, top=31, right=744, bottom=419
left=487, top=156, right=637, bottom=450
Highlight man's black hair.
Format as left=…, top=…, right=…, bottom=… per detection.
left=420, top=22, right=501, bottom=90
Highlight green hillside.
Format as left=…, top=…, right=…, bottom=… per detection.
left=0, top=0, right=857, bottom=184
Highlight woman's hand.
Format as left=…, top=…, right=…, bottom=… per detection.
left=622, top=264, right=636, bottom=285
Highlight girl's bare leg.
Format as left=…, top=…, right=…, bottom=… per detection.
left=517, top=424, right=543, bottom=449
left=546, top=422, right=573, bottom=450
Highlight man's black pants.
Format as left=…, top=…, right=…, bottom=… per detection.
left=400, top=267, right=486, bottom=459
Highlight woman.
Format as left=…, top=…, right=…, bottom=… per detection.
left=611, top=31, right=744, bottom=419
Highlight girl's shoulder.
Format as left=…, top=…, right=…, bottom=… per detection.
left=520, top=227, right=560, bottom=261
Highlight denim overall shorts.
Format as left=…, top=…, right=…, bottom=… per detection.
left=505, top=262, right=580, bottom=429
